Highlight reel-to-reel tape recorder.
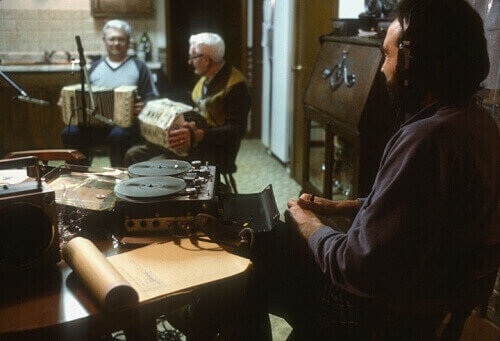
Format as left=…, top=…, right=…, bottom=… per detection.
left=45, top=157, right=278, bottom=244
left=114, top=159, right=218, bottom=235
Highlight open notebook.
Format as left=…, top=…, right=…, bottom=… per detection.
left=63, top=237, right=251, bottom=310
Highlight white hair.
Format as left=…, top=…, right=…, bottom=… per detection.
left=102, top=20, right=132, bottom=41
left=189, top=33, right=225, bottom=62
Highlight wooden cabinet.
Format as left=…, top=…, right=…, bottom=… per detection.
left=302, top=36, right=396, bottom=201
left=0, top=72, right=75, bottom=156
left=91, top=0, right=153, bottom=18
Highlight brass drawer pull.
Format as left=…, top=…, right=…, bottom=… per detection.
left=324, top=51, right=356, bottom=91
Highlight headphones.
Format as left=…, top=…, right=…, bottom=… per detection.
left=395, top=26, right=420, bottom=119
left=398, top=40, right=411, bottom=88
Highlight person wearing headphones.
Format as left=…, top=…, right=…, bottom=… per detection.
left=170, top=0, right=498, bottom=339
left=124, top=33, right=251, bottom=173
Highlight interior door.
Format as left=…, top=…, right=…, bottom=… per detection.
left=290, top=0, right=339, bottom=184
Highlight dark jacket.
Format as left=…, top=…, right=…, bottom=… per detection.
left=309, top=102, right=499, bottom=311
left=191, top=62, right=251, bottom=173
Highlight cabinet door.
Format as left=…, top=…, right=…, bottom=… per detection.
left=303, top=39, right=382, bottom=134
left=91, top=0, right=153, bottom=18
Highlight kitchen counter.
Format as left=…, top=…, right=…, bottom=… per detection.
left=0, top=61, right=162, bottom=73
left=0, top=60, right=164, bottom=155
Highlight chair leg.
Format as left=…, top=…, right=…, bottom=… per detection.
left=222, top=173, right=231, bottom=191
left=228, top=173, right=238, bottom=194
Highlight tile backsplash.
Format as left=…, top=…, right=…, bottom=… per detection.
left=0, top=9, right=162, bottom=60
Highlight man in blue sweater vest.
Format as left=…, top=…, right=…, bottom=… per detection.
left=60, top=20, right=158, bottom=167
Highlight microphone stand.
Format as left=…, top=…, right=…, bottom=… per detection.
left=0, top=69, right=28, bottom=97
left=75, top=35, right=93, bottom=164
left=0, top=69, right=50, bottom=106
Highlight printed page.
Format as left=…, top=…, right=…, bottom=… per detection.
left=107, top=239, right=251, bottom=302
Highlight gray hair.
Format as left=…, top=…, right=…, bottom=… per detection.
left=189, top=33, right=225, bottom=62
left=102, top=20, right=132, bottom=40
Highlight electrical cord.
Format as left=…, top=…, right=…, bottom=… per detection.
left=157, top=315, right=184, bottom=341
left=65, top=106, right=76, bottom=149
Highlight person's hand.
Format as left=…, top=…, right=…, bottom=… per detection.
left=168, top=126, right=191, bottom=149
left=182, top=121, right=204, bottom=143
left=286, top=199, right=324, bottom=242
left=296, top=193, right=361, bottom=217
left=133, top=96, right=144, bottom=116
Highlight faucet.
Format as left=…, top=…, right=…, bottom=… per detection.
left=64, top=51, right=72, bottom=62
left=43, top=50, right=56, bottom=64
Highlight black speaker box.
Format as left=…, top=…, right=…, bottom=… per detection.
left=0, top=158, right=60, bottom=274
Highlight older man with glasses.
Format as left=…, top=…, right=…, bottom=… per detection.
left=125, top=33, right=251, bottom=178
left=60, top=19, right=159, bottom=167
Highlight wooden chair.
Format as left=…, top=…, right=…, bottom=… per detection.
left=3, top=149, right=86, bottom=176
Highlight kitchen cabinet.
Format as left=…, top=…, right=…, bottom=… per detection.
left=91, top=0, right=153, bottom=18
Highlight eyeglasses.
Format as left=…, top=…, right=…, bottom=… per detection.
left=105, top=37, right=127, bottom=43
left=187, top=54, right=205, bottom=60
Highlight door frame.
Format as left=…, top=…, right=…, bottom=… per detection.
left=248, top=0, right=263, bottom=138
left=290, top=0, right=339, bottom=184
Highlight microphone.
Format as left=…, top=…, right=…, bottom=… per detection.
left=75, top=35, right=86, bottom=66
left=17, top=95, right=50, bottom=107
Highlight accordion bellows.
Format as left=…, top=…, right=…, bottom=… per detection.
left=60, top=84, right=137, bottom=128
left=138, top=98, right=195, bottom=157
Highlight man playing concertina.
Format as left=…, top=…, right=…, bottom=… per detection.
left=124, top=32, right=251, bottom=176
left=61, top=19, right=158, bottom=167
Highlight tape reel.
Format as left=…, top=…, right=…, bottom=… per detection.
left=114, top=176, right=187, bottom=202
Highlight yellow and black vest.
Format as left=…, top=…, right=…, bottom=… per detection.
left=191, top=65, right=248, bottom=127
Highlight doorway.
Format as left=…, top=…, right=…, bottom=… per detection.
left=165, top=0, right=247, bottom=102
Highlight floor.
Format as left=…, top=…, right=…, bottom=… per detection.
left=91, top=138, right=299, bottom=340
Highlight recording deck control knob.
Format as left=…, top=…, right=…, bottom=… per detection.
left=194, top=178, right=205, bottom=186
left=185, top=187, right=197, bottom=196
left=140, top=220, right=147, bottom=228
left=153, top=220, right=160, bottom=228
left=199, top=165, right=209, bottom=173
left=184, top=172, right=197, bottom=181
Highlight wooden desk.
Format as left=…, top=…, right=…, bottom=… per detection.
left=0, top=238, right=246, bottom=340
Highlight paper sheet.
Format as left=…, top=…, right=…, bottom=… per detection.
left=64, top=237, right=251, bottom=307
left=0, top=169, right=29, bottom=185
left=108, top=239, right=251, bottom=302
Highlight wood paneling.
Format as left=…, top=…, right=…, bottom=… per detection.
left=0, top=73, right=77, bottom=156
